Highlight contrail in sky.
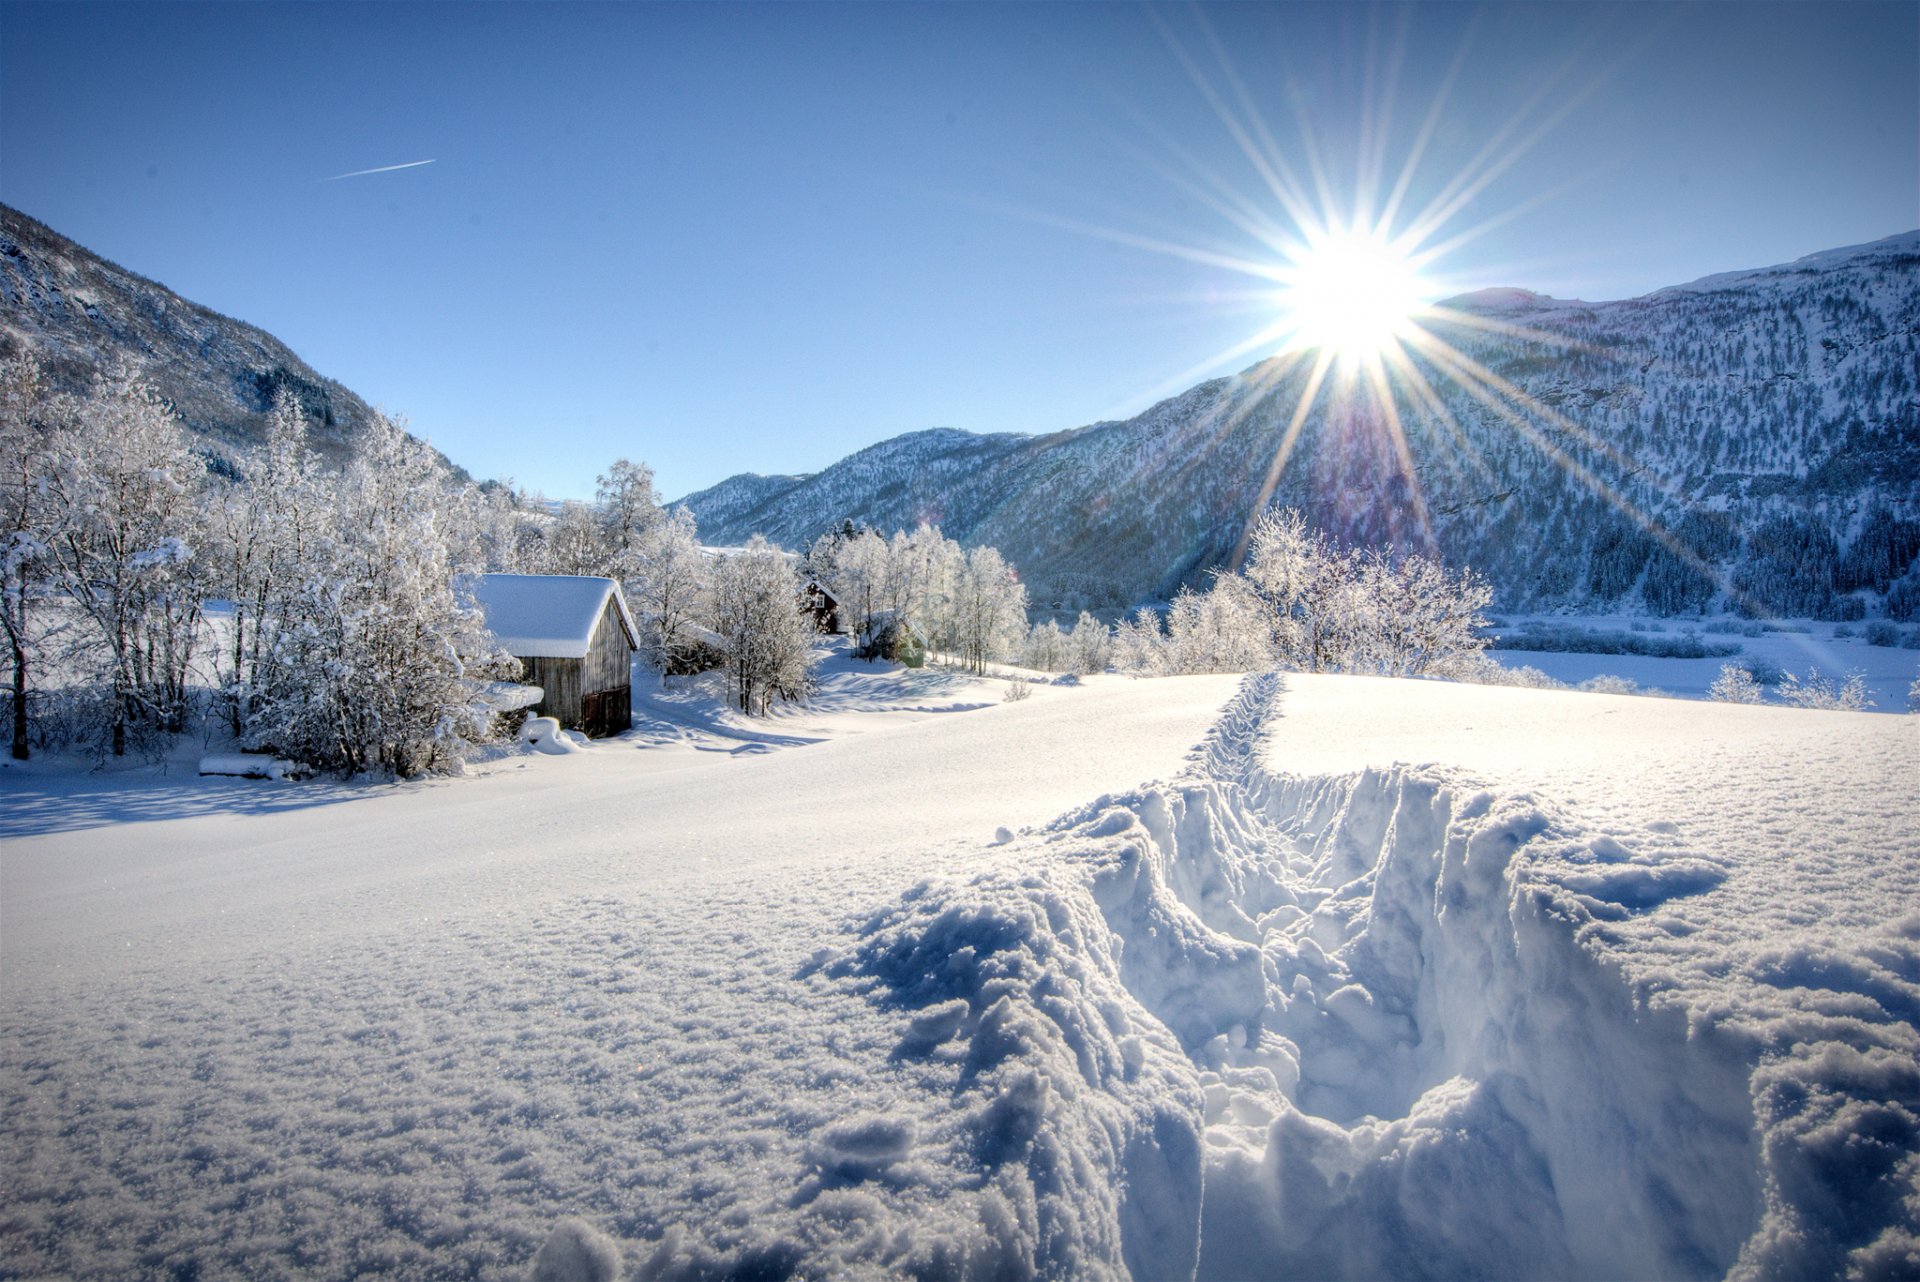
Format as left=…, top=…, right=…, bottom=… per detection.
left=324, top=159, right=436, bottom=181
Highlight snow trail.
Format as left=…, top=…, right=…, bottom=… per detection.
left=824, top=672, right=1914, bottom=1278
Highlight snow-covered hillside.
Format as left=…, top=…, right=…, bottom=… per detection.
left=3, top=659, right=1914, bottom=1279
left=0, top=203, right=444, bottom=474
left=681, top=233, right=1920, bottom=620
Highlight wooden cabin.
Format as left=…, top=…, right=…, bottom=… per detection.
left=471, top=574, right=638, bottom=738
left=801, top=578, right=845, bottom=634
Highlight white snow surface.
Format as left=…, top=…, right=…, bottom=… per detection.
left=2, top=661, right=1915, bottom=1280
left=470, top=574, right=636, bottom=659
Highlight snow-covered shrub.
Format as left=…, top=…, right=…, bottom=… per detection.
left=1776, top=668, right=1873, bottom=711
left=1832, top=623, right=1856, bottom=638
left=1864, top=620, right=1900, bottom=647
left=1579, top=675, right=1641, bottom=696
left=1909, top=674, right=1920, bottom=712
left=1708, top=663, right=1765, bottom=704
left=1002, top=678, right=1032, bottom=702
left=1448, top=660, right=1568, bottom=690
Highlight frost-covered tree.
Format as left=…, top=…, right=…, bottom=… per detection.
left=1023, top=618, right=1067, bottom=672
left=248, top=413, right=511, bottom=775
left=1067, top=611, right=1111, bottom=675
left=947, top=545, right=1028, bottom=674
left=627, top=506, right=711, bottom=673
left=1164, top=583, right=1275, bottom=674
left=43, top=374, right=208, bottom=755
left=1707, top=663, right=1765, bottom=704
left=0, top=355, right=65, bottom=759
left=812, top=525, right=891, bottom=649
left=1233, top=508, right=1489, bottom=676
left=1111, top=608, right=1167, bottom=675
left=595, top=458, right=661, bottom=581
left=709, top=536, right=816, bottom=715
left=541, top=501, right=610, bottom=577
left=207, top=392, right=327, bottom=735
left=1776, top=668, right=1872, bottom=712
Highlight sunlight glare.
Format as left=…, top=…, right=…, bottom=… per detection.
left=1278, top=229, right=1427, bottom=365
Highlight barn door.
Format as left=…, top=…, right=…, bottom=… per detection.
left=581, top=688, right=631, bottom=738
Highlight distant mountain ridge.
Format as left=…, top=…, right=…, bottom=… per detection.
left=0, top=203, right=452, bottom=474
left=681, top=232, right=1920, bottom=618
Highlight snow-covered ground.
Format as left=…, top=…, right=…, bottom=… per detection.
left=1, top=650, right=1914, bottom=1280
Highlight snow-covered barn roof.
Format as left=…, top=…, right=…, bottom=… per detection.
left=469, top=574, right=638, bottom=660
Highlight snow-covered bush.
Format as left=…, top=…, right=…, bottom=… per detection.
left=1776, top=668, right=1873, bottom=711
left=1448, top=660, right=1568, bottom=690
left=1909, top=674, right=1920, bottom=713
left=1864, top=620, right=1901, bottom=646
left=1002, top=677, right=1032, bottom=702
left=1708, top=663, right=1765, bottom=704
left=1580, top=675, right=1641, bottom=696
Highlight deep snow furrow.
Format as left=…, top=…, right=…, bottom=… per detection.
left=824, top=673, right=1920, bottom=1280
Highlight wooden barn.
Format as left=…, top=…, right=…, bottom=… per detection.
left=471, top=574, right=638, bottom=738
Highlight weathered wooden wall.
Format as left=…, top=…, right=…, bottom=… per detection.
left=583, top=597, right=632, bottom=697
left=517, top=595, right=634, bottom=738
left=521, top=655, right=583, bottom=729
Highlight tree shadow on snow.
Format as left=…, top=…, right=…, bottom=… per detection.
left=0, top=766, right=386, bottom=839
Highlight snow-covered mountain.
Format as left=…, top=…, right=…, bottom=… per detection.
left=0, top=203, right=445, bottom=474
left=682, top=233, right=1920, bottom=618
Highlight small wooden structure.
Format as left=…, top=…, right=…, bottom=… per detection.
left=801, top=578, right=845, bottom=634
left=471, top=574, right=638, bottom=738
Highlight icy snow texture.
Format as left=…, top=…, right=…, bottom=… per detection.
left=2, top=669, right=1914, bottom=1279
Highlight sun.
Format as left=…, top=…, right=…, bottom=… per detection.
left=1276, top=228, right=1428, bottom=366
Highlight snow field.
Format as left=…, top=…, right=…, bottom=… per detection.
left=2, top=666, right=1914, bottom=1278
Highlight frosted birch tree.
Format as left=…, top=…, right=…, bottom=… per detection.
left=0, top=355, right=63, bottom=759
left=43, top=374, right=207, bottom=755
left=709, top=536, right=816, bottom=715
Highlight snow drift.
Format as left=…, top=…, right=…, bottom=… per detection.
left=816, top=674, right=1916, bottom=1279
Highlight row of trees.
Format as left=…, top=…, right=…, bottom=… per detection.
left=2, top=359, right=514, bottom=771
left=1, top=353, right=1504, bottom=770
left=1018, top=509, right=1493, bottom=679
left=805, top=522, right=1030, bottom=675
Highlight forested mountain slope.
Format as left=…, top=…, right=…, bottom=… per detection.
left=684, top=233, right=1920, bottom=618
left=0, top=203, right=444, bottom=474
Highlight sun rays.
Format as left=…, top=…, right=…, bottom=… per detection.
left=1029, top=5, right=1745, bottom=612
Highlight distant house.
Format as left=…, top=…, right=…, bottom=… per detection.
left=801, top=578, right=845, bottom=634
left=471, top=574, right=638, bottom=738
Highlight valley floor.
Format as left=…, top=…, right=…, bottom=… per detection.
left=0, top=659, right=1914, bottom=1280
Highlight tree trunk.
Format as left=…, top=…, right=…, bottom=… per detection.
left=9, top=638, right=26, bottom=761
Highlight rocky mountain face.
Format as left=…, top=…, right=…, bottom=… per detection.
left=680, top=233, right=1920, bottom=619
left=0, top=203, right=434, bottom=475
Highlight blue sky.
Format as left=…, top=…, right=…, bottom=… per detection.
left=2, top=2, right=1914, bottom=500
